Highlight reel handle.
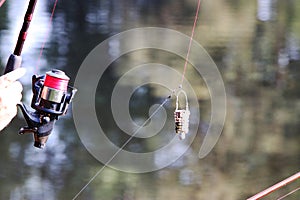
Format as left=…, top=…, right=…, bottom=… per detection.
left=17, top=102, right=56, bottom=149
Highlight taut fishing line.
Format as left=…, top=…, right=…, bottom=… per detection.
left=173, top=0, right=201, bottom=140
left=72, top=0, right=202, bottom=198
left=35, top=0, right=59, bottom=73
left=72, top=97, right=171, bottom=200
left=180, top=0, right=201, bottom=85
left=277, top=187, right=300, bottom=200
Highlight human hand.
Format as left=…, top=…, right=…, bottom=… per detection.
left=0, top=68, right=26, bottom=131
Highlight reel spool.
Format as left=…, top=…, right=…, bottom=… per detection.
left=174, top=89, right=190, bottom=140
left=18, top=69, right=77, bottom=148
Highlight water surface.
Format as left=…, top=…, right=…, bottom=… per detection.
left=0, top=0, right=299, bottom=199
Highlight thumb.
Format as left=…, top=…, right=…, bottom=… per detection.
left=0, top=68, right=26, bottom=88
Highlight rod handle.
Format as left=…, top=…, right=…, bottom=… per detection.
left=3, top=54, right=22, bottom=74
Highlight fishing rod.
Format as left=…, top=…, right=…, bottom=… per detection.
left=4, top=0, right=37, bottom=74
left=3, top=0, right=77, bottom=149
left=0, top=0, right=6, bottom=7
left=247, top=172, right=300, bottom=200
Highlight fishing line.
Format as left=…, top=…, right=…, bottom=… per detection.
left=35, top=0, right=58, bottom=73
left=173, top=0, right=201, bottom=140
left=180, top=0, right=201, bottom=86
left=73, top=0, right=203, bottom=198
left=72, top=97, right=171, bottom=200
left=277, top=187, right=300, bottom=200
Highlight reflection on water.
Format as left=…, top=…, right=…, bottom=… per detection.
left=0, top=0, right=300, bottom=199
left=257, top=0, right=273, bottom=22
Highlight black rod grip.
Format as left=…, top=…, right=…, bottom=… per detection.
left=3, top=54, right=22, bottom=74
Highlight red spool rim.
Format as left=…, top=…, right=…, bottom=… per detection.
left=44, top=74, right=69, bottom=91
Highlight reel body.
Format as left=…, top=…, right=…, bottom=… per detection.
left=18, top=69, right=77, bottom=148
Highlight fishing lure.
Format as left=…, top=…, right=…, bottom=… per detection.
left=174, top=89, right=190, bottom=140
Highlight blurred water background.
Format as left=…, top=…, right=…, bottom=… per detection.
left=0, top=0, right=299, bottom=199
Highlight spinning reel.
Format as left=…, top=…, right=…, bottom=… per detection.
left=18, top=69, right=77, bottom=148
left=3, top=0, right=77, bottom=148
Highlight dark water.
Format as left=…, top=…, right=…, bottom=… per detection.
left=0, top=0, right=299, bottom=199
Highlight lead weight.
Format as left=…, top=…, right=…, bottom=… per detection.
left=174, top=89, right=190, bottom=140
